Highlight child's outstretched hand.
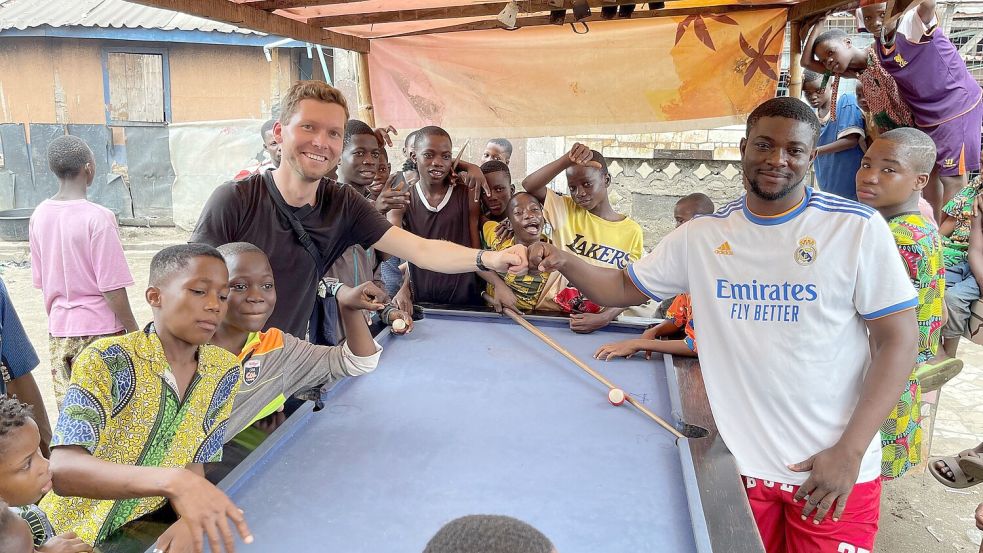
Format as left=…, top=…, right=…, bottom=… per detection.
left=486, top=284, right=519, bottom=314
left=38, top=532, right=92, bottom=553
left=375, top=174, right=412, bottom=213
left=373, top=125, right=398, bottom=148
left=593, top=339, right=644, bottom=361
left=493, top=219, right=514, bottom=245
left=166, top=469, right=252, bottom=553
left=527, top=242, right=566, bottom=274
left=337, top=282, right=388, bottom=313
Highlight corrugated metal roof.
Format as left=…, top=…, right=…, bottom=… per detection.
left=0, top=0, right=264, bottom=35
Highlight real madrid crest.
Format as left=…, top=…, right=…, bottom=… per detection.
left=794, top=236, right=817, bottom=266
left=243, top=358, right=261, bottom=386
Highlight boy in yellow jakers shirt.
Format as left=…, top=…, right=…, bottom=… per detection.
left=518, top=143, right=644, bottom=332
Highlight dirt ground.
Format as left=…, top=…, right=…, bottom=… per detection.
left=1, top=226, right=981, bottom=552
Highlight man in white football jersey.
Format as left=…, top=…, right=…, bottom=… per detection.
left=528, top=97, right=918, bottom=553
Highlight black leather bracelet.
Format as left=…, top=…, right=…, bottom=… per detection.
left=476, top=250, right=490, bottom=272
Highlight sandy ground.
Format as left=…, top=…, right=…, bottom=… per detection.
left=2, top=226, right=982, bottom=552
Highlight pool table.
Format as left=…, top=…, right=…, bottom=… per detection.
left=173, top=308, right=762, bottom=553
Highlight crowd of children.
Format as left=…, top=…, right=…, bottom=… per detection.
left=2, top=1, right=983, bottom=550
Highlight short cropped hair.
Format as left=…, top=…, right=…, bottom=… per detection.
left=480, top=160, right=511, bottom=180
left=344, top=119, right=377, bottom=150
left=423, top=515, right=554, bottom=553
left=150, top=244, right=225, bottom=287
left=507, top=191, right=542, bottom=211
left=260, top=119, right=276, bottom=139
left=746, top=97, right=821, bottom=142
left=813, top=28, right=849, bottom=54
left=405, top=130, right=420, bottom=148
left=0, top=395, right=32, bottom=449
left=488, top=138, right=513, bottom=155
left=677, top=192, right=715, bottom=215
left=47, top=135, right=93, bottom=180
left=216, top=242, right=266, bottom=261
left=279, top=80, right=350, bottom=125
left=880, top=127, right=938, bottom=174
left=414, top=126, right=452, bottom=150
left=802, top=69, right=823, bottom=85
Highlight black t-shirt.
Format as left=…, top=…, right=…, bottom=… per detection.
left=190, top=173, right=392, bottom=336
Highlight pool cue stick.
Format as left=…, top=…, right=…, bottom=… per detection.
left=484, top=297, right=685, bottom=440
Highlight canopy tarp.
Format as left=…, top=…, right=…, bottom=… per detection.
left=367, top=8, right=788, bottom=135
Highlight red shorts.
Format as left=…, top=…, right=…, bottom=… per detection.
left=743, top=476, right=881, bottom=553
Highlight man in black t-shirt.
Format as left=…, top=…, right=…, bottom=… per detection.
left=192, top=81, right=527, bottom=337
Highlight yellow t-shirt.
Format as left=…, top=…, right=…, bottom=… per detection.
left=542, top=189, right=644, bottom=302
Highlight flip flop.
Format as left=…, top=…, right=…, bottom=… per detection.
left=930, top=453, right=982, bottom=489
left=959, top=453, right=983, bottom=483
left=916, top=358, right=964, bottom=393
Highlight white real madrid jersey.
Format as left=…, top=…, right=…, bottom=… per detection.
left=628, top=187, right=917, bottom=485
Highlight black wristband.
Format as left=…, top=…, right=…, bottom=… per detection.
left=476, top=250, right=490, bottom=272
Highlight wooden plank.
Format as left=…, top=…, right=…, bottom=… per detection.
left=787, top=0, right=852, bottom=22
left=788, top=20, right=804, bottom=98
left=382, top=3, right=783, bottom=38
left=125, top=0, right=370, bottom=52
left=246, top=0, right=370, bottom=10
left=309, top=0, right=653, bottom=28
left=107, top=53, right=129, bottom=122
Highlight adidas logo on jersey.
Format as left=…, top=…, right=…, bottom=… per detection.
left=714, top=241, right=733, bottom=255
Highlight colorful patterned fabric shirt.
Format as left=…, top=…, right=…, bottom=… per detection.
left=40, top=325, right=242, bottom=544
left=880, top=212, right=943, bottom=479
left=666, top=293, right=698, bottom=353
left=941, top=177, right=982, bottom=267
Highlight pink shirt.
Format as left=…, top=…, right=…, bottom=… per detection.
left=29, top=199, right=134, bottom=337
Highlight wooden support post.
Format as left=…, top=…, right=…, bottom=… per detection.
left=788, top=21, right=804, bottom=100
left=355, top=51, right=376, bottom=127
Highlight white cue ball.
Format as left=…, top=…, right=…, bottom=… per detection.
left=392, top=319, right=407, bottom=331
left=608, top=388, right=626, bottom=406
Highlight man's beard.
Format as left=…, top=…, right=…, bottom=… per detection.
left=748, top=176, right=800, bottom=201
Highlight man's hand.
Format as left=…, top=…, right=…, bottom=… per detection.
left=487, top=284, right=519, bottom=313
left=593, top=339, right=644, bottom=361
left=38, top=532, right=92, bottom=553
left=483, top=245, right=528, bottom=276
left=393, top=286, right=413, bottom=315
left=166, top=469, right=252, bottom=553
left=375, top=174, right=412, bottom=213
left=374, top=126, right=398, bottom=148
left=570, top=311, right=615, bottom=334
left=453, top=163, right=491, bottom=199
left=385, top=308, right=414, bottom=334
left=789, top=444, right=864, bottom=525
left=526, top=242, right=568, bottom=274
left=337, top=282, right=388, bottom=312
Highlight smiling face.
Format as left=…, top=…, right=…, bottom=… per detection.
left=741, top=116, right=816, bottom=202
left=508, top=193, right=545, bottom=246
left=861, top=3, right=887, bottom=36
left=483, top=171, right=513, bottom=219
left=222, top=251, right=276, bottom=334
left=0, top=419, right=51, bottom=506
left=565, top=164, right=610, bottom=213
left=856, top=139, right=927, bottom=212
left=274, top=99, right=346, bottom=183
left=148, top=256, right=230, bottom=347
left=802, top=79, right=831, bottom=110
left=814, top=37, right=855, bottom=75
left=340, top=133, right=382, bottom=188
left=413, top=134, right=453, bottom=187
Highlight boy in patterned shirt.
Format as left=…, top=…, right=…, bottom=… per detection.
left=856, top=128, right=944, bottom=479
left=481, top=192, right=560, bottom=313
left=40, top=245, right=252, bottom=553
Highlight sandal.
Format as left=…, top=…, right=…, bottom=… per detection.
left=916, top=358, right=964, bottom=393
left=930, top=447, right=983, bottom=489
